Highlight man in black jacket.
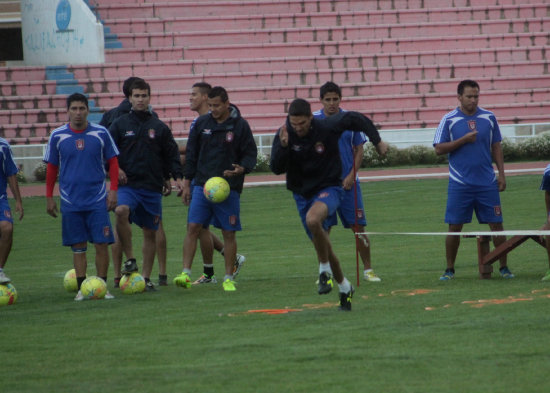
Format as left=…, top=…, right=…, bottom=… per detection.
left=174, top=86, right=257, bottom=292
left=270, top=98, right=387, bottom=311
left=109, top=79, right=184, bottom=291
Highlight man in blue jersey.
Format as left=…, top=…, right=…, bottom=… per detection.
left=433, top=79, right=513, bottom=280
left=0, top=138, right=24, bottom=285
left=44, top=93, right=119, bottom=301
left=314, top=82, right=387, bottom=282
left=539, top=164, right=550, bottom=281
left=271, top=98, right=386, bottom=311
left=109, top=79, right=184, bottom=291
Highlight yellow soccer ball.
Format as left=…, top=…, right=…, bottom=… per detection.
left=80, top=276, right=107, bottom=300
left=203, top=177, right=230, bottom=203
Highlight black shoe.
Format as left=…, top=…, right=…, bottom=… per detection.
left=121, top=258, right=138, bottom=275
left=158, top=276, right=168, bottom=286
left=318, top=272, right=333, bottom=295
left=339, top=286, right=354, bottom=311
left=145, top=281, right=157, bottom=292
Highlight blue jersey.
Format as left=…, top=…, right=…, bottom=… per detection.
left=0, top=138, right=19, bottom=200
left=540, top=164, right=550, bottom=191
left=313, top=108, right=368, bottom=179
left=44, top=122, right=119, bottom=211
left=433, top=107, right=502, bottom=187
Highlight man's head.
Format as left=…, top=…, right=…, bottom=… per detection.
left=190, top=82, right=212, bottom=115
left=66, top=93, right=89, bottom=130
left=288, top=98, right=313, bottom=138
left=207, top=86, right=230, bottom=123
left=129, top=79, right=151, bottom=112
left=122, top=77, right=144, bottom=98
left=319, top=81, right=342, bottom=117
left=457, top=79, right=480, bottom=116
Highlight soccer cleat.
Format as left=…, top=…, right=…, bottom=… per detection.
left=158, top=276, right=168, bottom=286
left=0, top=271, right=11, bottom=284
left=363, top=270, right=381, bottom=282
left=499, top=266, right=515, bottom=279
left=223, top=278, right=236, bottom=291
left=173, top=272, right=192, bottom=288
left=233, top=254, right=246, bottom=278
left=145, top=281, right=157, bottom=292
left=338, top=286, right=355, bottom=311
left=318, top=272, right=333, bottom=294
left=193, top=274, right=217, bottom=285
left=74, top=290, right=84, bottom=301
left=121, top=258, right=138, bottom=275
left=104, top=291, right=115, bottom=300
left=439, top=269, right=454, bottom=281
left=542, top=270, right=550, bottom=281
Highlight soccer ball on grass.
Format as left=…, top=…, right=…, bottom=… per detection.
left=119, top=272, right=146, bottom=294
left=0, top=283, right=18, bottom=306
left=63, top=268, right=80, bottom=292
left=80, top=276, right=107, bottom=300
left=203, top=177, right=230, bottom=203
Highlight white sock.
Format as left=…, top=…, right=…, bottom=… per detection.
left=183, top=268, right=191, bottom=275
left=338, top=278, right=351, bottom=293
left=224, top=274, right=233, bottom=281
left=203, top=264, right=214, bottom=268
left=319, top=262, right=332, bottom=275
left=364, top=269, right=373, bottom=274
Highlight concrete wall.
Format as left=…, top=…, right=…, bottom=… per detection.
left=21, top=0, right=104, bottom=66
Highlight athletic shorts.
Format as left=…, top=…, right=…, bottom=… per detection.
left=0, top=199, right=13, bottom=223
left=540, top=171, right=550, bottom=191
left=445, top=183, right=503, bottom=224
left=117, top=186, right=162, bottom=230
left=337, top=180, right=367, bottom=228
left=293, top=186, right=343, bottom=239
left=187, top=185, right=241, bottom=231
left=61, top=207, right=115, bottom=246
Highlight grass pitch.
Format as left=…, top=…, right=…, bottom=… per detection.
left=3, top=175, right=550, bottom=393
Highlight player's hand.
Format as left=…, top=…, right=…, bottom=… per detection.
left=162, top=179, right=172, bottom=196
left=224, top=164, right=244, bottom=177
left=181, top=183, right=191, bottom=206
left=498, top=174, right=506, bottom=192
left=464, top=130, right=478, bottom=143
left=174, top=178, right=184, bottom=197
left=106, top=190, right=117, bottom=211
left=278, top=124, right=288, bottom=147
left=46, top=197, right=58, bottom=218
left=15, top=200, right=23, bottom=220
left=342, top=173, right=354, bottom=190
left=375, top=140, right=389, bottom=157
left=118, top=168, right=128, bottom=185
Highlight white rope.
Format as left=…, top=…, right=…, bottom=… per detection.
left=359, top=230, right=550, bottom=236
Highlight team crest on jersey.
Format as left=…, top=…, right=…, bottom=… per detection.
left=75, top=139, right=85, bottom=150
left=314, top=142, right=325, bottom=154
left=494, top=206, right=502, bottom=216
left=203, top=129, right=212, bottom=135
left=225, top=132, right=234, bottom=143
left=318, top=192, right=329, bottom=198
left=125, top=130, right=135, bottom=137
left=229, top=215, right=237, bottom=226
left=4, top=210, right=11, bottom=219
left=148, top=129, right=156, bottom=139
left=468, top=120, right=477, bottom=131
left=154, top=215, right=160, bottom=225
left=103, top=226, right=111, bottom=237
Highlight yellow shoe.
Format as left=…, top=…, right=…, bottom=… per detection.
left=173, top=272, right=192, bottom=288
left=223, top=278, right=236, bottom=292
left=363, top=270, right=381, bottom=282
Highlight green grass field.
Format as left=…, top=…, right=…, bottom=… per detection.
left=3, top=175, right=550, bottom=393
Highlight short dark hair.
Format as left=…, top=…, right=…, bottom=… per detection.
left=122, top=77, right=144, bottom=98
left=319, top=81, right=342, bottom=99
left=288, top=98, right=312, bottom=117
left=192, top=82, right=212, bottom=95
left=129, top=79, right=151, bottom=96
left=208, top=86, right=228, bottom=102
left=457, top=79, right=480, bottom=95
left=66, top=93, right=88, bottom=109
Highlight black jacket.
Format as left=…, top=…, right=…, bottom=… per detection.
left=100, top=99, right=132, bottom=129
left=270, top=111, right=381, bottom=199
left=109, top=110, right=182, bottom=193
left=184, top=105, right=257, bottom=193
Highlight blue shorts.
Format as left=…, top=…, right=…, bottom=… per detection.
left=118, top=187, right=162, bottom=230
left=61, top=207, right=115, bottom=246
left=187, top=185, right=241, bottom=231
left=337, top=180, right=367, bottom=228
left=0, top=199, right=13, bottom=223
left=445, top=183, right=503, bottom=224
left=293, top=186, right=343, bottom=239
left=540, top=171, right=550, bottom=191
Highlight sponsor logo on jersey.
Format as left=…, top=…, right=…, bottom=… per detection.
left=203, top=129, right=212, bottom=135
left=148, top=129, right=156, bottom=139
left=124, top=130, right=135, bottom=137
left=468, top=120, right=477, bottom=131
left=103, top=226, right=110, bottom=237
left=318, top=192, right=329, bottom=198
left=494, top=206, right=502, bottom=216
left=76, top=139, right=85, bottom=150
left=314, top=142, right=325, bottom=154
left=225, top=132, right=234, bottom=143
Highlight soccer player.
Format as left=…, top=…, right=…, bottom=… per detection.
left=539, top=164, right=550, bottom=281
left=314, top=81, right=387, bottom=282
left=433, top=79, right=513, bottom=280
left=174, top=86, right=257, bottom=291
left=0, top=137, right=23, bottom=285
left=183, top=82, right=246, bottom=284
left=44, top=93, right=119, bottom=301
left=109, top=79, right=184, bottom=291
left=270, top=98, right=387, bottom=311
left=101, top=76, right=171, bottom=287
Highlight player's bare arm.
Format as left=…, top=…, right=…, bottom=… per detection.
left=7, top=174, right=23, bottom=220
left=491, top=141, right=506, bottom=192
left=46, top=197, right=58, bottom=218
left=181, top=179, right=192, bottom=205
left=118, top=168, right=128, bottom=185
left=278, top=124, right=288, bottom=147
left=434, top=131, right=478, bottom=155
left=106, top=190, right=117, bottom=211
